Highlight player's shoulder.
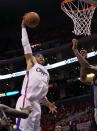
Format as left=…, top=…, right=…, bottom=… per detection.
left=95, top=79, right=97, bottom=85
left=93, top=75, right=97, bottom=85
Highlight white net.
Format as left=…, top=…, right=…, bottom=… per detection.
left=61, top=0, right=96, bottom=36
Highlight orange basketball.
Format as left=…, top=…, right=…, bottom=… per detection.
left=23, top=12, right=40, bottom=28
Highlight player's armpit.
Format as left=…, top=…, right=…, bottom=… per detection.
left=31, top=55, right=37, bottom=64
left=25, top=54, right=37, bottom=64
left=25, top=54, right=37, bottom=70
left=25, top=53, right=33, bottom=61
left=80, top=77, right=93, bottom=85
left=95, top=79, right=97, bottom=85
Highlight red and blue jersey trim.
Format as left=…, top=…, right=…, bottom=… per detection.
left=16, top=71, right=29, bottom=131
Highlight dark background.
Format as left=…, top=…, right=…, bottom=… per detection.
left=0, top=0, right=97, bottom=57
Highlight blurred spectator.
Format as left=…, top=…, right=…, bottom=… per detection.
left=55, top=125, right=62, bottom=131
left=41, top=101, right=94, bottom=130
left=69, top=121, right=77, bottom=131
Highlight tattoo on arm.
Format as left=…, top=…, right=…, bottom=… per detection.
left=41, top=98, right=51, bottom=107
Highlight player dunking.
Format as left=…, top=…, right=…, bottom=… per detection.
left=72, top=39, right=97, bottom=130
left=16, top=16, right=57, bottom=131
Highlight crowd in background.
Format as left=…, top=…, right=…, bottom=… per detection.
left=41, top=101, right=94, bottom=131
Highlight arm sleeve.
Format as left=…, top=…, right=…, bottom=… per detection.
left=22, top=27, right=32, bottom=54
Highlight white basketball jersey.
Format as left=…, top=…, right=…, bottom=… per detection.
left=21, top=63, right=50, bottom=101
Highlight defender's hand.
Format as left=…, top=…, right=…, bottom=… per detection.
left=72, top=39, right=78, bottom=50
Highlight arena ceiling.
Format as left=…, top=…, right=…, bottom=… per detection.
left=0, top=0, right=63, bottom=28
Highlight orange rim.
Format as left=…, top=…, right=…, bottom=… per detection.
left=61, top=0, right=96, bottom=13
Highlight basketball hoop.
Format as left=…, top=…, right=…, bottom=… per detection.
left=61, top=0, right=96, bottom=36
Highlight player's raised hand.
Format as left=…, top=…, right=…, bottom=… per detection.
left=72, top=39, right=78, bottom=50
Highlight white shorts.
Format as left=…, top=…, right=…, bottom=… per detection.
left=16, top=95, right=41, bottom=131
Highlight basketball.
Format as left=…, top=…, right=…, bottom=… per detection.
left=23, top=12, right=40, bottom=28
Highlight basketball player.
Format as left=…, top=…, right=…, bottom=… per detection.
left=16, top=18, right=57, bottom=131
left=72, top=39, right=97, bottom=130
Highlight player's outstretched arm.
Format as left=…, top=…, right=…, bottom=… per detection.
left=72, top=39, right=97, bottom=74
left=72, top=39, right=89, bottom=67
left=80, top=65, right=93, bottom=84
left=41, top=97, right=57, bottom=114
left=79, top=50, right=93, bottom=84
left=21, top=19, right=37, bottom=70
left=87, top=65, right=97, bottom=74
left=0, top=104, right=32, bottom=119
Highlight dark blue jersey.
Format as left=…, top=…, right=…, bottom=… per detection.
left=91, top=77, right=97, bottom=130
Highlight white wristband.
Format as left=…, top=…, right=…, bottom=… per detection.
left=22, top=28, right=32, bottom=54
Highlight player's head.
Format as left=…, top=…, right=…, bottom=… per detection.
left=34, top=53, right=45, bottom=65
left=55, top=125, right=62, bottom=131
left=80, top=49, right=87, bottom=59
